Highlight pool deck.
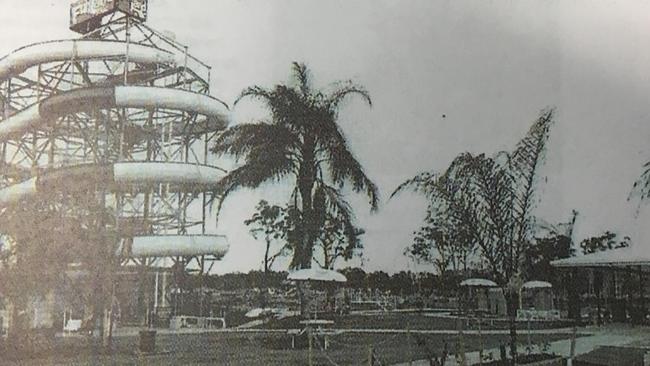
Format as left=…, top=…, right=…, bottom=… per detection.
left=394, top=324, right=650, bottom=366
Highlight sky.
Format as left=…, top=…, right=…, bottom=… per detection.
left=2, top=1, right=650, bottom=274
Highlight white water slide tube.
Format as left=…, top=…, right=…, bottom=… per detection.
left=0, top=40, right=183, bottom=81
left=118, top=235, right=229, bottom=259
left=0, top=86, right=229, bottom=140
left=0, top=162, right=226, bottom=206
left=0, top=163, right=230, bottom=258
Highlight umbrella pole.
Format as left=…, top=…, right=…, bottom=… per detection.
left=478, top=314, right=483, bottom=366
left=308, top=326, right=313, bottom=366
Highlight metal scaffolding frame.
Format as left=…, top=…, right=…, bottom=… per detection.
left=0, top=6, right=229, bottom=337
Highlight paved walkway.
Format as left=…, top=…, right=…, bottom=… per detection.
left=394, top=325, right=650, bottom=366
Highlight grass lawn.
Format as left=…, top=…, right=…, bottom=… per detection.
left=2, top=331, right=574, bottom=365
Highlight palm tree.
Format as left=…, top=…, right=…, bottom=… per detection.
left=212, top=62, right=378, bottom=269
left=392, top=109, right=555, bottom=364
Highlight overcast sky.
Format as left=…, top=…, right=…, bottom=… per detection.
left=2, top=1, right=650, bottom=274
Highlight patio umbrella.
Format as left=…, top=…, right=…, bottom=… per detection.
left=458, top=278, right=497, bottom=366
left=460, top=278, right=498, bottom=287
left=288, top=269, right=346, bottom=318
left=245, top=308, right=273, bottom=318
left=459, top=278, right=498, bottom=313
left=287, top=268, right=347, bottom=283
left=519, top=280, right=553, bottom=313
left=521, top=280, right=552, bottom=289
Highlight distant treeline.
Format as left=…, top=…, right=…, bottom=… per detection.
left=193, top=268, right=496, bottom=296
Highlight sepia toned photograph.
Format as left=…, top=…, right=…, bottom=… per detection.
left=0, top=1, right=649, bottom=365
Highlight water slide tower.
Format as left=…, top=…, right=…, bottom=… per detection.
left=0, top=0, right=230, bottom=336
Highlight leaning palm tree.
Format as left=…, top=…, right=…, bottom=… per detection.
left=392, top=109, right=555, bottom=364
left=212, top=62, right=378, bottom=269
left=632, top=159, right=650, bottom=203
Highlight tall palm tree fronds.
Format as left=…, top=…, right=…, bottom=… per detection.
left=509, top=108, right=555, bottom=243
left=392, top=108, right=555, bottom=281
left=212, top=62, right=378, bottom=269
left=631, top=160, right=650, bottom=205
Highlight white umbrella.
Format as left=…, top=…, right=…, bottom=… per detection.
left=521, top=280, right=552, bottom=289
left=460, top=278, right=498, bottom=287
left=245, top=308, right=275, bottom=318
left=287, top=268, right=347, bottom=283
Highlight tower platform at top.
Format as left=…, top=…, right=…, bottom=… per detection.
left=70, top=0, right=148, bottom=35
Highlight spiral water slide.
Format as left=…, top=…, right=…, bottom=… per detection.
left=0, top=39, right=230, bottom=259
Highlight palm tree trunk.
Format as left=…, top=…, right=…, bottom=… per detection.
left=505, top=291, right=518, bottom=365
left=262, top=238, right=272, bottom=308
left=295, top=142, right=317, bottom=270
left=298, top=197, right=316, bottom=270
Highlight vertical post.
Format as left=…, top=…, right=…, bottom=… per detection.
left=201, top=131, right=208, bottom=233
left=63, top=307, right=67, bottom=334
left=478, top=315, right=484, bottom=366
left=457, top=287, right=467, bottom=366
left=407, top=326, right=413, bottom=366
left=67, top=44, right=75, bottom=162
left=3, top=78, right=10, bottom=119
left=31, top=126, right=38, bottom=173
left=95, top=157, right=112, bottom=348
left=199, top=256, right=205, bottom=317
left=154, top=271, right=159, bottom=313
left=36, top=64, right=43, bottom=101
left=527, top=318, right=532, bottom=353
left=161, top=271, right=169, bottom=309
left=368, top=346, right=374, bottom=366
left=308, top=327, right=313, bottom=366
left=183, top=46, right=189, bottom=90
left=568, top=325, right=577, bottom=366
left=119, top=109, right=125, bottom=161
left=104, top=283, right=116, bottom=346
left=124, top=12, right=131, bottom=86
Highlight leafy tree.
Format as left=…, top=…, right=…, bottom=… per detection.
left=366, top=271, right=390, bottom=291
left=0, top=202, right=116, bottom=347
left=523, top=235, right=572, bottom=283
left=211, top=62, right=379, bottom=269
left=314, top=208, right=365, bottom=270
left=524, top=211, right=578, bottom=283
left=404, top=206, right=475, bottom=283
left=244, top=200, right=296, bottom=273
left=415, top=272, right=437, bottom=296
left=339, top=267, right=367, bottom=289
left=389, top=271, right=416, bottom=295
left=580, top=231, right=630, bottom=254
left=392, top=109, right=555, bottom=363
